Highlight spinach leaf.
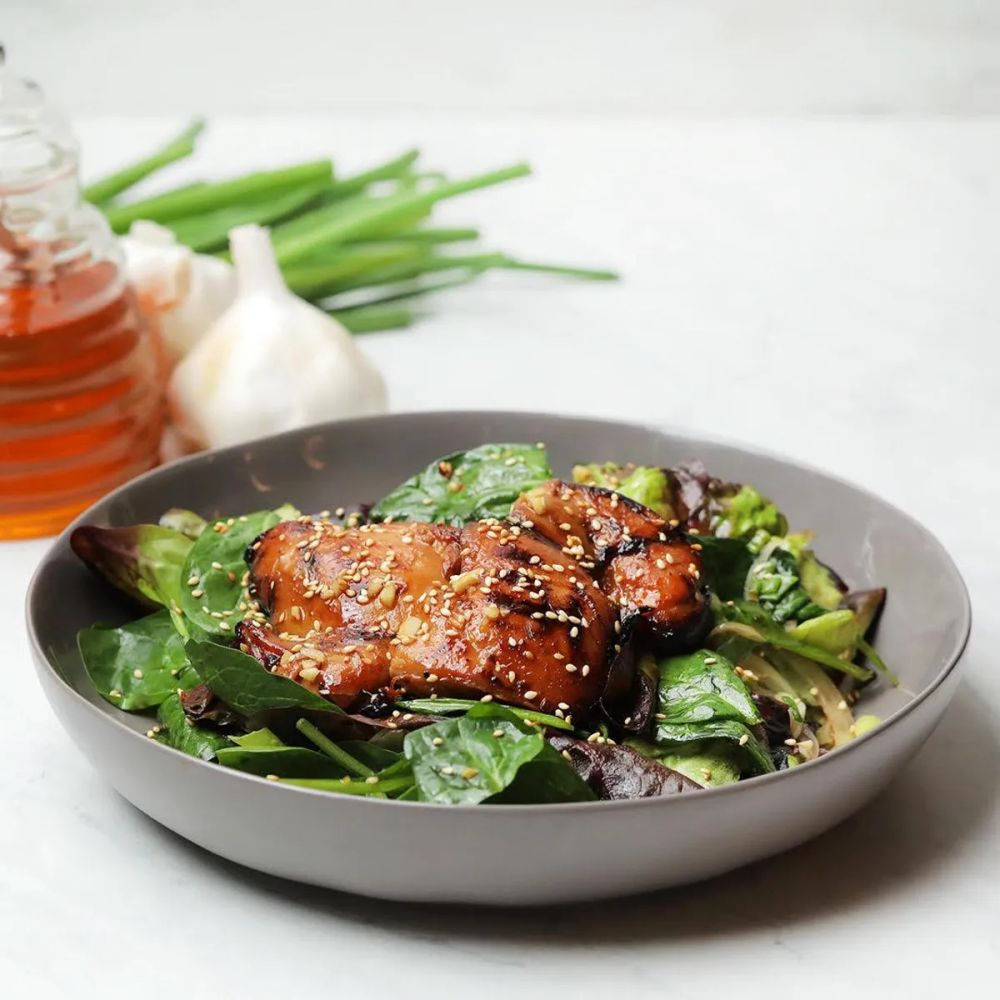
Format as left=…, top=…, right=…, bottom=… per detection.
left=630, top=738, right=743, bottom=788
left=655, top=718, right=774, bottom=775
left=185, top=641, right=344, bottom=718
left=179, top=509, right=285, bottom=636
left=370, top=443, right=552, bottom=525
left=403, top=704, right=554, bottom=805
left=692, top=535, right=754, bottom=600
left=70, top=523, right=193, bottom=620
left=231, top=728, right=284, bottom=748
left=395, top=696, right=575, bottom=732
left=657, top=649, right=761, bottom=727
left=78, top=610, right=197, bottom=710
left=489, top=743, right=596, bottom=803
left=155, top=693, right=233, bottom=761
left=654, top=649, right=774, bottom=775
left=216, top=745, right=347, bottom=778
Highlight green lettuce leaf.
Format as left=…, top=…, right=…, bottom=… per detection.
left=78, top=610, right=197, bottom=710
left=371, top=443, right=552, bottom=525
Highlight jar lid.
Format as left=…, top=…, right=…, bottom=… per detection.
left=0, top=53, right=78, bottom=194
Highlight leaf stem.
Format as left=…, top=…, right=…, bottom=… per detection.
left=295, top=718, right=374, bottom=777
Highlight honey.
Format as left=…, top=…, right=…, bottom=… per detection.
left=0, top=257, right=163, bottom=538
left=0, top=64, right=164, bottom=538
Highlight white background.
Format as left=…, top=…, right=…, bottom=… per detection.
left=2, top=4, right=999, bottom=998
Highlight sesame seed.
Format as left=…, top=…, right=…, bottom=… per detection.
left=784, top=738, right=797, bottom=747
left=365, top=776, right=379, bottom=785
left=492, top=729, right=504, bottom=738
left=133, top=669, right=144, bottom=679
left=190, top=589, right=204, bottom=599
left=581, top=664, right=590, bottom=677
left=837, top=700, right=848, bottom=710
left=565, top=663, right=577, bottom=672
left=809, top=686, right=820, bottom=696
left=441, top=767, right=455, bottom=776
left=266, top=774, right=280, bottom=782
left=703, top=657, right=717, bottom=665
left=432, top=737, right=444, bottom=747
left=461, top=767, right=480, bottom=779
left=738, top=734, right=749, bottom=746
left=480, top=694, right=494, bottom=703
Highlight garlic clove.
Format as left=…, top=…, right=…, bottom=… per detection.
left=120, top=221, right=237, bottom=361
left=167, top=224, right=387, bottom=451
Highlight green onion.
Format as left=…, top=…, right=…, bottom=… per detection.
left=856, top=637, right=899, bottom=686
left=282, top=774, right=413, bottom=796
left=166, top=180, right=331, bottom=252
left=282, top=244, right=431, bottom=298
left=326, top=148, right=420, bottom=198
left=321, top=265, right=492, bottom=314
left=350, top=226, right=480, bottom=245
left=499, top=256, right=620, bottom=282
left=104, top=159, right=334, bottom=231
left=83, top=119, right=205, bottom=207
left=332, top=303, right=416, bottom=334
left=273, top=163, right=531, bottom=266
left=325, top=252, right=505, bottom=295
left=294, top=718, right=374, bottom=778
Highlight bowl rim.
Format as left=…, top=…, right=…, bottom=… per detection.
left=25, top=409, right=972, bottom=816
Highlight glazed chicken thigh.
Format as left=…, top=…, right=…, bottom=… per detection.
left=237, top=481, right=707, bottom=717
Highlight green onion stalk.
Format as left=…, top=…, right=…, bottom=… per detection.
left=88, top=120, right=619, bottom=333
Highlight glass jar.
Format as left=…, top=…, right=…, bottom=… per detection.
left=0, top=65, right=164, bottom=539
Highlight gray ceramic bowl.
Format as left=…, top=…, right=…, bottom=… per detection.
left=27, top=412, right=970, bottom=905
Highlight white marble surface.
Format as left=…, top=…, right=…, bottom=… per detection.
left=8, top=0, right=1000, bottom=116
left=2, top=115, right=999, bottom=996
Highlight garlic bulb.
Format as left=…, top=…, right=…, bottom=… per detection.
left=120, top=221, right=236, bottom=360
left=167, top=224, right=388, bottom=451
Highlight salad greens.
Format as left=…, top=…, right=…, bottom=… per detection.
left=156, top=694, right=232, bottom=761
left=572, top=463, right=674, bottom=518
left=179, top=504, right=298, bottom=636
left=653, top=649, right=774, bottom=775
left=79, top=610, right=196, bottom=710
left=71, top=440, right=891, bottom=805
left=184, top=642, right=344, bottom=719
left=370, top=442, right=552, bottom=524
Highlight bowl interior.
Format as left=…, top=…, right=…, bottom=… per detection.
left=28, top=412, right=969, bottom=743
